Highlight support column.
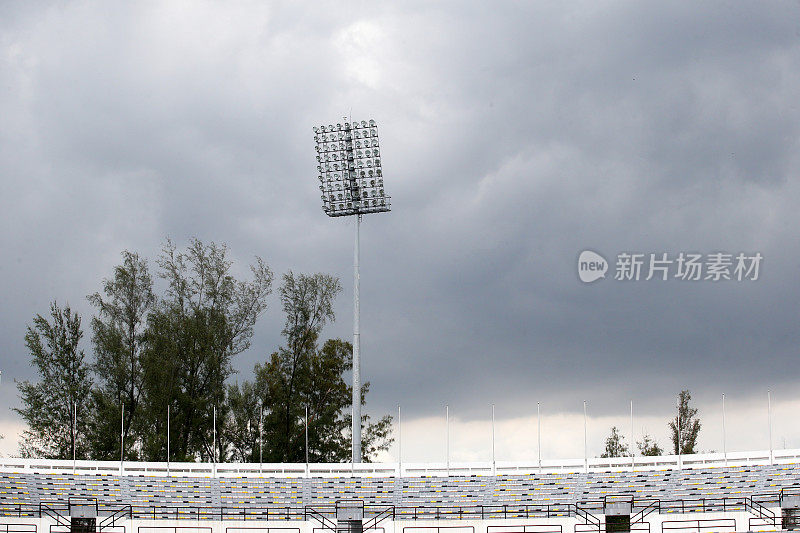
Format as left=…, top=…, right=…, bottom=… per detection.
left=352, top=215, right=362, bottom=464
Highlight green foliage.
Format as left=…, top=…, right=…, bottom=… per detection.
left=235, top=272, right=393, bottom=463
left=669, top=390, right=701, bottom=455
left=138, top=238, right=273, bottom=462
left=600, top=426, right=630, bottom=458
left=18, top=240, right=393, bottom=463
left=15, top=302, right=93, bottom=459
left=358, top=400, right=394, bottom=462
left=636, top=433, right=663, bottom=456
left=223, top=380, right=260, bottom=462
left=254, top=272, right=344, bottom=462
left=86, top=251, right=155, bottom=460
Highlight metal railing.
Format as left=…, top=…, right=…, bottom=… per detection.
left=0, top=492, right=786, bottom=523
left=744, top=498, right=777, bottom=527
left=780, top=486, right=800, bottom=505
left=660, top=518, right=736, bottom=533
left=2, top=448, right=799, bottom=478
left=304, top=507, right=336, bottom=532
left=573, top=503, right=601, bottom=533
left=487, top=525, right=563, bottom=533
left=363, top=507, right=394, bottom=531
left=99, top=505, right=132, bottom=530
left=38, top=503, right=70, bottom=528
left=631, top=500, right=660, bottom=524
left=0, top=525, right=36, bottom=533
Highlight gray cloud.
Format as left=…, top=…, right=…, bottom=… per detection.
left=1, top=1, right=799, bottom=449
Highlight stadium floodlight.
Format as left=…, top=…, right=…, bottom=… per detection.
left=313, top=118, right=391, bottom=464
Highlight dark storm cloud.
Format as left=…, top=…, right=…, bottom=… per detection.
left=1, top=0, right=799, bottom=435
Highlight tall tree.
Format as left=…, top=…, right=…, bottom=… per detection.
left=356, top=391, right=394, bottom=462
left=139, top=238, right=273, bottom=461
left=669, top=390, right=701, bottom=454
left=637, top=434, right=664, bottom=456
left=243, top=272, right=393, bottom=463
left=224, top=380, right=260, bottom=462
left=256, top=271, right=341, bottom=462
left=86, top=251, right=155, bottom=460
left=600, top=426, right=630, bottom=458
left=16, top=302, right=93, bottom=459
left=303, top=338, right=354, bottom=461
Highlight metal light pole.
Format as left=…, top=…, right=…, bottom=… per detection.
left=351, top=405, right=355, bottom=476
left=313, top=119, right=391, bottom=464
left=213, top=405, right=217, bottom=477
left=353, top=213, right=361, bottom=463
left=167, top=404, right=170, bottom=477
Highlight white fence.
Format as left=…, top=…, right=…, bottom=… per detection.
left=0, top=448, right=797, bottom=478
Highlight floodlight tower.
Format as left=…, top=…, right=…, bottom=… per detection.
left=313, top=119, right=391, bottom=463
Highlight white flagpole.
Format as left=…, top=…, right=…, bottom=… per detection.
left=537, top=401, right=541, bottom=473
left=491, top=404, right=496, bottom=475
left=630, top=400, right=634, bottom=471
left=446, top=404, right=450, bottom=476
left=305, top=405, right=309, bottom=477
left=398, top=405, right=402, bottom=476
left=120, top=403, right=125, bottom=475
left=583, top=400, right=588, bottom=473
left=73, top=402, right=77, bottom=474
left=677, top=395, right=682, bottom=469
left=259, top=404, right=263, bottom=475
left=768, top=390, right=773, bottom=465
left=722, top=393, right=727, bottom=466
left=351, top=405, right=355, bottom=476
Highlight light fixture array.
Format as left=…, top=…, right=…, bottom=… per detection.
left=314, top=119, right=391, bottom=217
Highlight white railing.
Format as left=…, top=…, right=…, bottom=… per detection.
left=0, top=448, right=797, bottom=478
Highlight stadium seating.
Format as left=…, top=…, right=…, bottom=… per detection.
left=0, top=462, right=798, bottom=514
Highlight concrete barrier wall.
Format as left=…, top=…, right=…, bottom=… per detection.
left=0, top=448, right=798, bottom=478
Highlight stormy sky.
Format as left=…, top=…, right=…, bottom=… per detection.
left=1, top=1, right=799, bottom=461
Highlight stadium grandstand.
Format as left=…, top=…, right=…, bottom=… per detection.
left=1, top=449, right=799, bottom=533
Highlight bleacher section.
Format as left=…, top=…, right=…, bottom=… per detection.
left=219, top=477, right=302, bottom=508
left=1, top=463, right=798, bottom=514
